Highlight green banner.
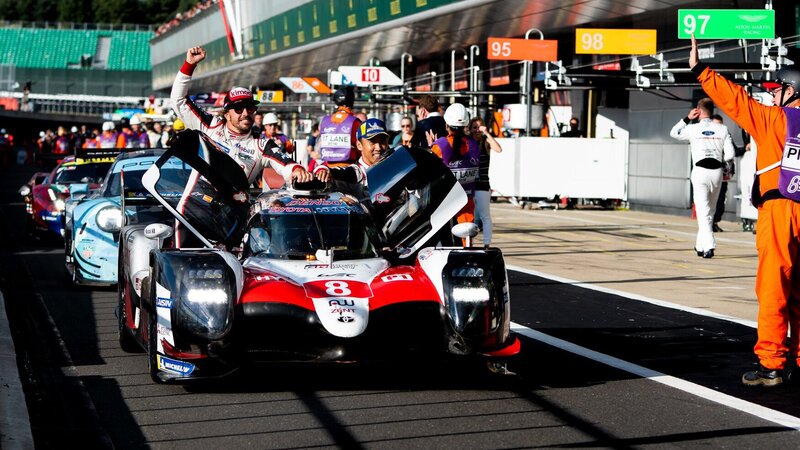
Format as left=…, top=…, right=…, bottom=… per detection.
left=678, top=9, right=774, bottom=39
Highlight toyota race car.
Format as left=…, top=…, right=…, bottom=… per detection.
left=118, top=131, right=519, bottom=383
left=66, top=149, right=174, bottom=285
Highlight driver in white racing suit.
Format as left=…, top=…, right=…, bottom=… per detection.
left=670, top=97, right=735, bottom=258
left=171, top=46, right=312, bottom=187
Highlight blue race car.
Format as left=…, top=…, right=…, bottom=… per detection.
left=66, top=149, right=174, bottom=285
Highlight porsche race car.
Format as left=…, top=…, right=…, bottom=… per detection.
left=119, top=131, right=519, bottom=382
left=26, top=150, right=115, bottom=240
left=66, top=149, right=175, bottom=285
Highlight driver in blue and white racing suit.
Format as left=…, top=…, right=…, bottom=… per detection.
left=171, top=46, right=312, bottom=187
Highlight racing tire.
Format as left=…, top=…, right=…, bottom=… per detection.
left=117, top=246, right=142, bottom=353
left=117, top=282, right=142, bottom=353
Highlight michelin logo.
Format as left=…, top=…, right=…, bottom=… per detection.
left=156, top=297, right=173, bottom=309
left=157, top=355, right=195, bottom=375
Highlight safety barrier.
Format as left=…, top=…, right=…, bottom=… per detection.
left=488, top=137, right=629, bottom=200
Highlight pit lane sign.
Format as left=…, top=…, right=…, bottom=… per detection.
left=338, top=66, right=403, bottom=86
left=575, top=28, right=657, bottom=55
left=487, top=37, right=558, bottom=61
left=678, top=9, right=774, bottom=39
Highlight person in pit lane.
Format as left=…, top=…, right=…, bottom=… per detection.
left=313, top=117, right=390, bottom=189
left=171, top=46, right=312, bottom=187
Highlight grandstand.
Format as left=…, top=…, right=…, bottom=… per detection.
left=0, top=22, right=153, bottom=97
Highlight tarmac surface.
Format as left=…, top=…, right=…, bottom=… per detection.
left=2, top=162, right=786, bottom=448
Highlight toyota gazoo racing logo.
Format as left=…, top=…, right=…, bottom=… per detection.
left=373, top=192, right=390, bottom=204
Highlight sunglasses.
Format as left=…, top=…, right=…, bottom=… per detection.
left=231, top=105, right=257, bottom=114
left=401, top=124, right=411, bottom=128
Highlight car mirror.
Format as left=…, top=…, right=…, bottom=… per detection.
left=144, top=223, right=174, bottom=240
left=70, top=183, right=89, bottom=197
left=451, top=222, right=479, bottom=247
left=315, top=249, right=333, bottom=264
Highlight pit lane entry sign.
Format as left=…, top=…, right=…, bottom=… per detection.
left=678, top=9, right=774, bottom=39
left=338, top=66, right=403, bottom=86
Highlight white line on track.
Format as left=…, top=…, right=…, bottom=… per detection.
left=508, top=265, right=800, bottom=430
left=503, top=209, right=755, bottom=247
left=510, top=324, right=800, bottom=431
left=508, top=265, right=756, bottom=328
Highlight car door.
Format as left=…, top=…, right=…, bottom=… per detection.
left=365, top=146, right=467, bottom=255
left=142, top=131, right=251, bottom=250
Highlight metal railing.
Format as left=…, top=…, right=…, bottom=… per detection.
left=0, top=20, right=155, bottom=32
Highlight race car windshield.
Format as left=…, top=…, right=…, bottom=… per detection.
left=52, top=163, right=112, bottom=185
left=248, top=211, right=379, bottom=260
left=103, top=166, right=189, bottom=199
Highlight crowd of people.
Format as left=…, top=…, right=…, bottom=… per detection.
left=154, top=0, right=217, bottom=37
left=29, top=118, right=183, bottom=169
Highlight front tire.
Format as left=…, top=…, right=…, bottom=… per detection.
left=146, top=272, right=165, bottom=384
left=117, top=245, right=141, bottom=353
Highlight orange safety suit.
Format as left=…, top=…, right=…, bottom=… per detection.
left=697, top=65, right=800, bottom=371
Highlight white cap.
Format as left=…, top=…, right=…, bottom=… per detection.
left=264, top=112, right=279, bottom=124
left=129, top=115, right=141, bottom=125
left=443, top=103, right=469, bottom=127
left=70, top=126, right=78, bottom=133
left=102, top=121, right=115, bottom=131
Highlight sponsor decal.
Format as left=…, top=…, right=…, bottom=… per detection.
left=81, top=247, right=94, bottom=259
left=418, top=248, right=433, bottom=261
left=317, top=272, right=356, bottom=278
left=286, top=199, right=342, bottom=206
left=202, top=194, right=213, bottom=203
left=328, top=299, right=355, bottom=306
left=331, top=307, right=356, bottom=314
left=236, top=145, right=255, bottom=155
left=337, top=316, right=355, bottom=323
left=373, top=192, right=390, bottom=204
left=701, top=130, right=715, bottom=136
left=381, top=273, right=413, bottom=282
left=156, top=297, right=174, bottom=309
left=254, top=274, right=285, bottom=282
left=322, top=126, right=337, bottom=133
left=304, top=263, right=357, bottom=270
left=157, top=354, right=195, bottom=375
left=267, top=206, right=313, bottom=213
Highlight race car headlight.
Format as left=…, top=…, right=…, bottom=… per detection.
left=176, top=264, right=233, bottom=340
left=96, top=206, right=122, bottom=232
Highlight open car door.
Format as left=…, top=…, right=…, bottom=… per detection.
left=141, top=131, right=251, bottom=249
left=366, top=146, right=467, bottom=255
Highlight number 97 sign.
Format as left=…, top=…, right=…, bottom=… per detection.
left=677, top=9, right=774, bottom=39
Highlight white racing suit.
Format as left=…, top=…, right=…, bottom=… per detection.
left=171, top=64, right=299, bottom=185
left=670, top=117, right=735, bottom=253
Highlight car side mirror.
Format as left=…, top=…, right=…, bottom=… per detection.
left=451, top=222, right=479, bottom=247
left=144, top=223, right=174, bottom=240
